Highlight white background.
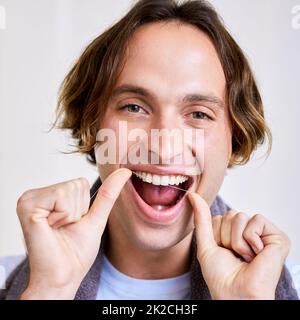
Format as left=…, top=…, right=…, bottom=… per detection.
left=0, top=0, right=299, bottom=265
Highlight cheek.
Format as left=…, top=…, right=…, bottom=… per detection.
left=195, top=124, right=232, bottom=203
left=204, top=114, right=232, bottom=165
left=96, top=115, right=150, bottom=179
left=205, top=129, right=232, bottom=166
left=95, top=117, right=121, bottom=181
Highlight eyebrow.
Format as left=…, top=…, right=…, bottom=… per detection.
left=111, top=84, right=224, bottom=109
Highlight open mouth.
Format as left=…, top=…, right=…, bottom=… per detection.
left=131, top=171, right=194, bottom=211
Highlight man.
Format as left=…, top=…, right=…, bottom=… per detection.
left=1, top=0, right=298, bottom=299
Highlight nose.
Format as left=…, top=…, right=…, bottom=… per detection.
left=145, top=113, right=204, bottom=175
left=148, top=115, right=185, bottom=166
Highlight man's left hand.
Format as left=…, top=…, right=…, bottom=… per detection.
left=188, top=192, right=290, bottom=300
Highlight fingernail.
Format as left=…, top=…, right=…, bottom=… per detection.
left=113, top=168, right=132, bottom=176
left=253, top=243, right=263, bottom=255
left=188, top=191, right=198, bottom=199
left=187, top=192, right=196, bottom=204
left=106, top=168, right=132, bottom=181
left=242, top=254, right=254, bottom=263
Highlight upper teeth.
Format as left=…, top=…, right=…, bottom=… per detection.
left=133, top=171, right=189, bottom=186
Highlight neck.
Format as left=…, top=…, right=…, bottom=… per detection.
left=105, top=226, right=193, bottom=280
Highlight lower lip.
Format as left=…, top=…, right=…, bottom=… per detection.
left=127, top=178, right=187, bottom=224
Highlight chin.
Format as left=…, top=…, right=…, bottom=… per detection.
left=112, top=184, right=195, bottom=252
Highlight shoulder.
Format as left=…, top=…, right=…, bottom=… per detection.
left=276, top=264, right=299, bottom=300
left=0, top=255, right=25, bottom=283
left=0, top=255, right=26, bottom=299
left=210, top=195, right=231, bottom=216
left=282, top=261, right=300, bottom=300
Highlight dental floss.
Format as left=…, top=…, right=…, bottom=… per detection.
left=90, top=189, right=99, bottom=201
left=132, top=171, right=191, bottom=193
left=166, top=184, right=192, bottom=193
left=90, top=171, right=191, bottom=201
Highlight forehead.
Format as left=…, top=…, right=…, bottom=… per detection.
left=116, top=21, right=226, bottom=102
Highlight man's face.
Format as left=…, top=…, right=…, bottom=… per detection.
left=96, top=21, right=232, bottom=251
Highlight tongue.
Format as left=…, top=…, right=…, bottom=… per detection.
left=134, top=178, right=182, bottom=206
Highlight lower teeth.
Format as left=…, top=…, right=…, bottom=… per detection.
left=151, top=196, right=184, bottom=211
left=151, top=205, right=170, bottom=211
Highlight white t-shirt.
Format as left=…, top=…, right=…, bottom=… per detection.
left=2, top=255, right=299, bottom=299
left=96, top=255, right=191, bottom=300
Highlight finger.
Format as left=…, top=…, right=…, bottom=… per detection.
left=18, top=178, right=88, bottom=225
left=86, top=168, right=132, bottom=227
left=48, top=178, right=90, bottom=229
left=188, top=192, right=217, bottom=259
left=74, top=177, right=90, bottom=221
left=17, top=177, right=88, bottom=202
left=231, top=212, right=255, bottom=262
left=245, top=215, right=290, bottom=281
left=51, top=212, right=82, bottom=229
left=220, top=210, right=236, bottom=249
left=212, top=215, right=222, bottom=245
left=48, top=211, right=68, bottom=227
left=243, top=214, right=267, bottom=254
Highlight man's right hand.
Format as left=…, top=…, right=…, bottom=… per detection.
left=16, top=168, right=132, bottom=300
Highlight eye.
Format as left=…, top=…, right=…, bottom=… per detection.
left=191, top=111, right=211, bottom=120
left=120, top=104, right=147, bottom=114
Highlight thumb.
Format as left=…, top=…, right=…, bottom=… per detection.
left=87, top=168, right=132, bottom=227
left=188, top=192, right=217, bottom=258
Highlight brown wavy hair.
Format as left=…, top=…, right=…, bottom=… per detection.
left=54, top=0, right=271, bottom=166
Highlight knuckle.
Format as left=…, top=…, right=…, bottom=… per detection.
left=242, top=228, right=252, bottom=239
left=231, top=212, right=246, bottom=227
left=16, top=191, right=34, bottom=215
left=234, top=212, right=248, bottom=222
left=75, top=214, right=82, bottom=222
left=69, top=180, right=79, bottom=191
left=65, top=215, right=75, bottom=223
left=16, top=200, right=30, bottom=217
left=212, top=215, right=222, bottom=222
left=53, top=187, right=66, bottom=199
left=98, top=187, right=114, bottom=200
left=18, top=190, right=33, bottom=201
left=82, top=201, right=90, bottom=215
left=220, top=232, right=230, bottom=248
left=78, top=177, right=90, bottom=190
left=222, top=211, right=230, bottom=219
left=252, top=213, right=264, bottom=223
left=278, top=232, right=291, bottom=249
left=57, top=214, right=74, bottom=225
left=221, top=239, right=231, bottom=248
left=68, top=178, right=89, bottom=196
left=223, top=210, right=235, bottom=221
left=29, top=212, right=42, bottom=224
left=61, top=179, right=79, bottom=193
left=78, top=178, right=91, bottom=207
left=232, top=241, right=247, bottom=255
left=16, top=197, right=25, bottom=211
